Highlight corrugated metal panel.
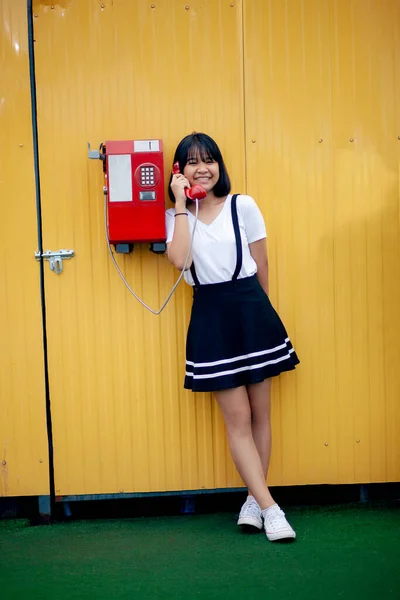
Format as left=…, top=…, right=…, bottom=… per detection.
left=0, top=0, right=49, bottom=496
left=32, top=0, right=245, bottom=495
left=244, top=0, right=400, bottom=485
left=13, top=0, right=398, bottom=497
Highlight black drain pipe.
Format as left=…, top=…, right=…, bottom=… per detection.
left=27, top=0, right=55, bottom=522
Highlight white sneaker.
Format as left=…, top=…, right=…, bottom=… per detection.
left=237, top=496, right=263, bottom=530
left=262, top=504, right=296, bottom=541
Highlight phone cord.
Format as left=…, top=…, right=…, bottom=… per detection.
left=104, top=192, right=198, bottom=315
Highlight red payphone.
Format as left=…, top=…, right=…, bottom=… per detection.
left=91, top=139, right=167, bottom=253
left=88, top=139, right=206, bottom=314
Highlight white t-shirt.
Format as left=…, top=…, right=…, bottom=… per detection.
left=165, top=194, right=267, bottom=286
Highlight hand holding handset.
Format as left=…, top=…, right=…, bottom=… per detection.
left=172, top=162, right=207, bottom=201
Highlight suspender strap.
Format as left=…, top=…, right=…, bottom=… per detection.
left=231, top=194, right=243, bottom=281
left=190, top=194, right=243, bottom=287
left=190, top=263, right=201, bottom=287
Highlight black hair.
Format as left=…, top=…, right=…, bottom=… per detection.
left=168, top=132, right=231, bottom=203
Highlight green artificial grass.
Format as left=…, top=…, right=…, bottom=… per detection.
left=0, top=505, right=399, bottom=600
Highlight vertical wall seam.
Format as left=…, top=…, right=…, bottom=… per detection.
left=241, top=0, right=248, bottom=194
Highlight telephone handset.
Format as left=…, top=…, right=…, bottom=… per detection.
left=172, top=162, right=207, bottom=200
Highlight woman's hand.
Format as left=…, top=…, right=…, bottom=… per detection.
left=170, top=173, right=190, bottom=205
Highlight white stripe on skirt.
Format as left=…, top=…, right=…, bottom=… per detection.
left=186, top=348, right=295, bottom=380
left=186, top=337, right=291, bottom=368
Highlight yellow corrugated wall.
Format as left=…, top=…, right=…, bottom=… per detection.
left=32, top=0, right=246, bottom=496
left=1, top=0, right=399, bottom=497
left=245, top=0, right=400, bottom=486
left=0, top=0, right=49, bottom=497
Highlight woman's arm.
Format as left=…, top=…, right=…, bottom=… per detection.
left=167, top=174, right=193, bottom=271
left=167, top=214, right=193, bottom=271
left=249, top=238, right=269, bottom=295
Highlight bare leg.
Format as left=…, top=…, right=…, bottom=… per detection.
left=247, top=379, right=272, bottom=493
left=215, top=385, right=275, bottom=510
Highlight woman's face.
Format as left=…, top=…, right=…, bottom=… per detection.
left=183, top=151, right=220, bottom=193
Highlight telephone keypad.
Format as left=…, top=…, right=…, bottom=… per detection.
left=140, top=166, right=155, bottom=187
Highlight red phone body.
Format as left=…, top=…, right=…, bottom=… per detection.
left=105, top=140, right=166, bottom=245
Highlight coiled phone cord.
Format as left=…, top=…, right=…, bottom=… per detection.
left=104, top=192, right=199, bottom=315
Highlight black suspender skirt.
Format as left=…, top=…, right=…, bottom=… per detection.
left=184, top=194, right=299, bottom=392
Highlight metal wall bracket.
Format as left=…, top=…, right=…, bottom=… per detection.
left=88, top=141, right=101, bottom=159
left=35, top=249, right=75, bottom=274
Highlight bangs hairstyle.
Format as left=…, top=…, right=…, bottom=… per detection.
left=168, top=133, right=231, bottom=202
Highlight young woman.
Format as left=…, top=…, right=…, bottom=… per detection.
left=165, top=133, right=299, bottom=542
